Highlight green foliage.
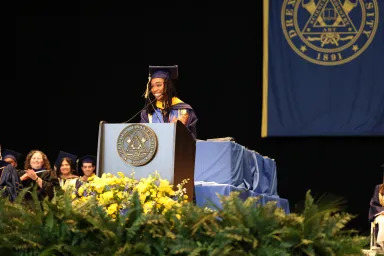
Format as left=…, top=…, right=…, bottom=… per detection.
left=0, top=187, right=369, bottom=255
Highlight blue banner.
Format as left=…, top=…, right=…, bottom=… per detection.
left=262, top=0, right=384, bottom=137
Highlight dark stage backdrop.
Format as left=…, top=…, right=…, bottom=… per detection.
left=9, top=13, right=383, bottom=234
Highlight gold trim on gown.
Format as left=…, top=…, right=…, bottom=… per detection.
left=59, top=175, right=78, bottom=191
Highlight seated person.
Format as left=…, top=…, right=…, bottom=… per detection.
left=18, top=149, right=59, bottom=201
left=369, top=180, right=384, bottom=248
left=0, top=160, right=22, bottom=202
left=54, top=151, right=79, bottom=191
left=75, top=155, right=96, bottom=190
left=140, top=65, right=198, bottom=140
left=2, top=149, right=22, bottom=169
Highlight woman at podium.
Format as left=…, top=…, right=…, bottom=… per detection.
left=140, top=65, right=198, bottom=140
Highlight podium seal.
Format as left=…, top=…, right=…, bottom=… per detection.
left=117, top=124, right=158, bottom=166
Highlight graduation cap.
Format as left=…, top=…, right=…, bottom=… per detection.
left=149, top=65, right=178, bottom=80
left=55, top=151, right=78, bottom=170
left=144, top=65, right=179, bottom=98
left=79, top=155, right=96, bottom=165
left=2, top=149, right=22, bottom=163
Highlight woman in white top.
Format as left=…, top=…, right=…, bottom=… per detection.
left=54, top=151, right=79, bottom=191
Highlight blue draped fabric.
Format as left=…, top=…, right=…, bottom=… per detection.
left=194, top=182, right=290, bottom=214
left=194, top=141, right=277, bottom=195
left=194, top=141, right=289, bottom=213
left=194, top=141, right=247, bottom=188
left=254, top=154, right=277, bottom=195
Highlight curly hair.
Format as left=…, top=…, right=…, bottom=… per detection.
left=24, top=149, right=52, bottom=171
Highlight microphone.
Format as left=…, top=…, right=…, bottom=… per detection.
left=123, top=96, right=160, bottom=123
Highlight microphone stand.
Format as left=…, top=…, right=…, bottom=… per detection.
left=123, top=96, right=163, bottom=123
left=151, top=100, right=163, bottom=123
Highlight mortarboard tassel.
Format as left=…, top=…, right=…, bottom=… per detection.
left=143, top=73, right=151, bottom=98
left=76, top=158, right=79, bottom=175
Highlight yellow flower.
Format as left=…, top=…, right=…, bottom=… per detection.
left=71, top=171, right=189, bottom=218
left=92, top=178, right=107, bottom=194
left=163, top=197, right=176, bottom=210
left=157, top=196, right=165, bottom=204
left=107, top=203, right=118, bottom=215
left=105, top=177, right=116, bottom=186
left=101, top=191, right=114, bottom=203
left=78, top=186, right=85, bottom=196
left=158, top=179, right=173, bottom=194
left=139, top=193, right=147, bottom=204
left=134, top=181, right=148, bottom=194
left=117, top=191, right=124, bottom=199
left=114, top=177, right=123, bottom=185
left=149, top=189, right=157, bottom=198
left=105, top=176, right=122, bottom=186
left=143, top=201, right=154, bottom=214
left=97, top=196, right=105, bottom=205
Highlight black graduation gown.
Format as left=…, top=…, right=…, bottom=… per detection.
left=17, top=168, right=60, bottom=201
left=0, top=164, right=23, bottom=202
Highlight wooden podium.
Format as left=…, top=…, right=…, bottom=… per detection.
left=96, top=120, right=196, bottom=201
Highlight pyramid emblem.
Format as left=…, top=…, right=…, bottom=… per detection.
left=126, top=132, right=148, bottom=158
left=302, top=0, right=358, bottom=34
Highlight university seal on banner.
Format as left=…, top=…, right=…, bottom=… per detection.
left=117, top=124, right=158, bottom=166
left=281, top=0, right=378, bottom=66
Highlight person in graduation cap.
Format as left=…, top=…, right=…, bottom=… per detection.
left=0, top=160, right=22, bottom=202
left=2, top=149, right=22, bottom=168
left=18, top=149, right=59, bottom=201
left=369, top=164, right=384, bottom=248
left=75, top=155, right=96, bottom=190
left=54, top=151, right=79, bottom=191
left=0, top=148, right=23, bottom=201
left=140, top=65, right=198, bottom=140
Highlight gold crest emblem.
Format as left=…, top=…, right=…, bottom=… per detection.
left=117, top=124, right=158, bottom=166
left=281, top=0, right=379, bottom=65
